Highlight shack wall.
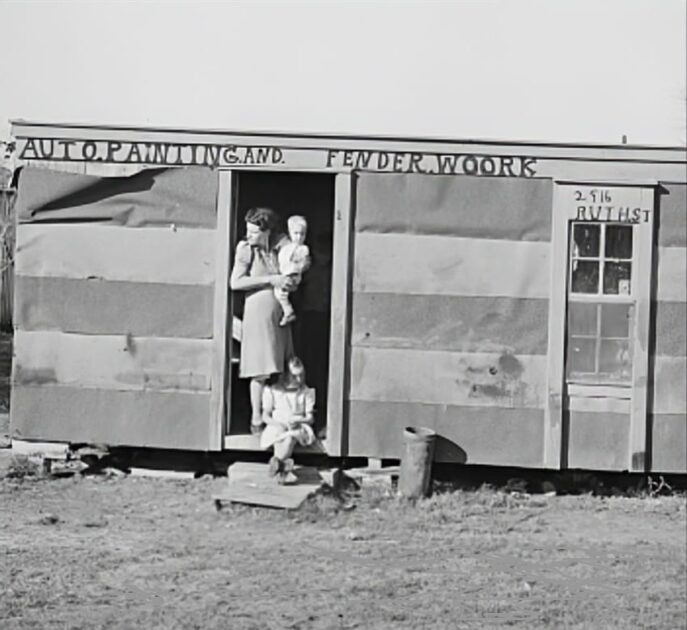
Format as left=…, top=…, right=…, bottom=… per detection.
left=651, top=183, right=687, bottom=472
left=10, top=166, right=221, bottom=450
left=347, top=174, right=553, bottom=466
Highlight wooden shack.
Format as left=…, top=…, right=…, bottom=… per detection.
left=8, top=120, right=687, bottom=473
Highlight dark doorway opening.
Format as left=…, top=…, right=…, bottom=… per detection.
left=228, top=171, right=336, bottom=439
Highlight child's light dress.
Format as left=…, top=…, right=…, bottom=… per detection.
left=259, top=383, right=316, bottom=449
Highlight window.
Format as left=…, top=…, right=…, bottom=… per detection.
left=566, top=222, right=634, bottom=383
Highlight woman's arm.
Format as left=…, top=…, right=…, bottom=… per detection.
left=229, top=242, right=291, bottom=291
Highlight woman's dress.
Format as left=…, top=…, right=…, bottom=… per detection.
left=234, top=239, right=293, bottom=378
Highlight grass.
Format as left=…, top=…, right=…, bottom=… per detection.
left=0, top=471, right=685, bottom=629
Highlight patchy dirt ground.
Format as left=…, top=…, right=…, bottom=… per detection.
left=0, top=464, right=685, bottom=629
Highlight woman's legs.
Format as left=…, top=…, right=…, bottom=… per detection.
left=250, top=376, right=269, bottom=431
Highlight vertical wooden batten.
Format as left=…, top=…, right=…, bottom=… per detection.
left=326, top=172, right=355, bottom=457
left=209, top=171, right=234, bottom=450
left=628, top=186, right=656, bottom=472
left=543, top=183, right=566, bottom=469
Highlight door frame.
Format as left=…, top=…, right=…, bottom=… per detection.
left=213, top=168, right=355, bottom=453
left=544, top=180, right=656, bottom=471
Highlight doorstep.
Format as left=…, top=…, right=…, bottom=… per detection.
left=223, top=433, right=327, bottom=453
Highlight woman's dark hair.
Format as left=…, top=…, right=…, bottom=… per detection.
left=245, top=207, right=280, bottom=232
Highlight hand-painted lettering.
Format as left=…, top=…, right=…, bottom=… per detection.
left=15, top=137, right=539, bottom=177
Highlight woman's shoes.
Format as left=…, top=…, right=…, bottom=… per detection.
left=250, top=422, right=263, bottom=435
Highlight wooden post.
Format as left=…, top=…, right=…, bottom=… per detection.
left=628, top=186, right=655, bottom=472
left=0, top=186, right=15, bottom=332
left=209, top=171, right=234, bottom=450
left=543, top=184, right=567, bottom=469
left=326, top=172, right=355, bottom=457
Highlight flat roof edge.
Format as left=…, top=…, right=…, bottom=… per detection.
left=9, top=119, right=687, bottom=153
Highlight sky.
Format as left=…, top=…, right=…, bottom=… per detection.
left=0, top=0, right=685, bottom=146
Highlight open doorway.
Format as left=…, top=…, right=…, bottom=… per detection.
left=227, top=171, right=336, bottom=440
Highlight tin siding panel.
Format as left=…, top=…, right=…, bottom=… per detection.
left=652, top=184, right=686, bottom=471
left=654, top=301, right=687, bottom=357
left=349, top=173, right=551, bottom=466
left=13, top=330, right=213, bottom=393
left=350, top=347, right=546, bottom=409
left=14, top=277, right=213, bottom=338
left=353, top=233, right=550, bottom=299
left=657, top=183, right=687, bottom=248
left=356, top=174, right=552, bottom=241
left=16, top=165, right=218, bottom=229
left=347, top=401, right=544, bottom=466
left=351, top=293, right=548, bottom=354
left=15, top=224, right=215, bottom=285
left=651, top=414, right=687, bottom=473
left=11, top=385, right=212, bottom=450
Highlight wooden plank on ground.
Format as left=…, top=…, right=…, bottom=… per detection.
left=214, top=462, right=323, bottom=510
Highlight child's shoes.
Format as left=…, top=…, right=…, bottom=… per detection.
left=268, top=456, right=281, bottom=478
left=279, top=313, right=297, bottom=327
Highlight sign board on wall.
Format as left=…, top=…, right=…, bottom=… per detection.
left=16, top=137, right=538, bottom=177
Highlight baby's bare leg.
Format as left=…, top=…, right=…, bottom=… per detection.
left=276, top=286, right=296, bottom=326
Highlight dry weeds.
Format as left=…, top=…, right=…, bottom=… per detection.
left=0, top=471, right=685, bottom=629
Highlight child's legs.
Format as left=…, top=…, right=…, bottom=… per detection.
left=274, top=287, right=294, bottom=316
left=273, top=435, right=297, bottom=460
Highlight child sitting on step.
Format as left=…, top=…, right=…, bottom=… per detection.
left=260, top=356, right=316, bottom=484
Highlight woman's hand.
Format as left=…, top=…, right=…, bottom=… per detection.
left=271, top=275, right=297, bottom=291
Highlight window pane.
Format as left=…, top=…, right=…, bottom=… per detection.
left=572, top=260, right=600, bottom=293
left=603, top=262, right=632, bottom=295
left=567, top=337, right=596, bottom=374
left=569, top=302, right=598, bottom=335
left=599, top=339, right=632, bottom=380
left=605, top=225, right=633, bottom=259
left=600, top=303, right=631, bottom=338
left=573, top=224, right=600, bottom=257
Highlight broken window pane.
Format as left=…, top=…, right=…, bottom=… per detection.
left=603, top=262, right=632, bottom=295
left=600, top=303, right=631, bottom=338
left=572, top=260, right=599, bottom=293
left=573, top=224, right=600, bottom=257
left=599, top=339, right=632, bottom=380
left=567, top=337, right=596, bottom=374
left=605, top=225, right=633, bottom=259
left=569, top=302, right=598, bottom=336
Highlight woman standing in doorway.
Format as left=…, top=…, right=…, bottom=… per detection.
left=230, top=207, right=295, bottom=434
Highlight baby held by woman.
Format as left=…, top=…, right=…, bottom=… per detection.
left=275, top=215, right=310, bottom=326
